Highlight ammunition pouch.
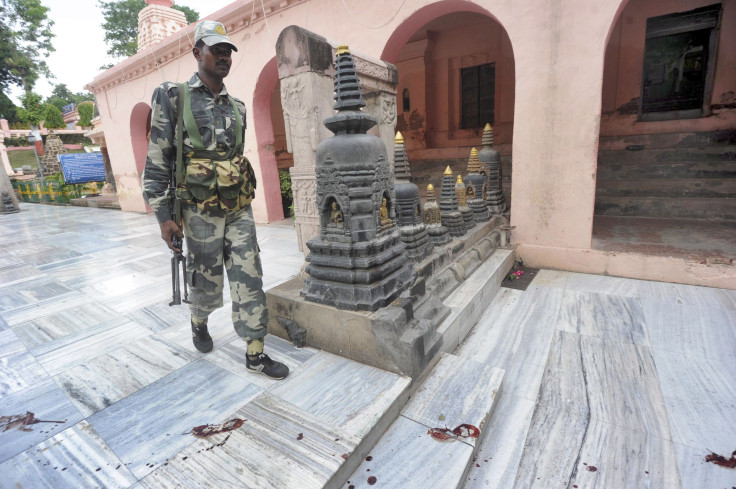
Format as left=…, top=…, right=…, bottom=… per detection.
left=176, top=150, right=256, bottom=212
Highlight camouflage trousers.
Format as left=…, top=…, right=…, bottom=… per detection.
left=182, top=203, right=268, bottom=341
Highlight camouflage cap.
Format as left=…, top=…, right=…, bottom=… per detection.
left=194, top=20, right=238, bottom=52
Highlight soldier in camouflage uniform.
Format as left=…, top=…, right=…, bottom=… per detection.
left=142, top=20, right=288, bottom=379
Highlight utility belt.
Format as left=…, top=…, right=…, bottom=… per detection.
left=175, top=148, right=256, bottom=212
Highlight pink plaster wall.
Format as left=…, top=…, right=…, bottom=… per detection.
left=84, top=0, right=734, bottom=287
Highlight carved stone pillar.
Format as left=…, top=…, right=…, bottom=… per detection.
left=276, top=26, right=399, bottom=254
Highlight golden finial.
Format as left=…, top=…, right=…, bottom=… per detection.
left=427, top=183, right=434, bottom=191
left=444, top=166, right=453, bottom=176
left=336, top=45, right=350, bottom=56
left=394, top=131, right=404, bottom=143
left=484, top=123, right=492, bottom=131
left=456, top=175, right=463, bottom=184
left=467, top=147, right=481, bottom=173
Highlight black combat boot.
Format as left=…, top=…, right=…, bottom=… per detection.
left=191, top=321, right=213, bottom=353
left=246, top=352, right=289, bottom=379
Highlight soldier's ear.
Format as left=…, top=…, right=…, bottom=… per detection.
left=193, top=47, right=202, bottom=61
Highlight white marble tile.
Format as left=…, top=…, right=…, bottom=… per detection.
left=556, top=289, right=650, bottom=346
left=463, top=394, right=536, bottom=489
left=87, top=359, right=261, bottom=479
left=0, top=264, right=44, bottom=289
left=2, top=290, right=94, bottom=327
left=638, top=279, right=736, bottom=311
left=579, top=334, right=670, bottom=438
left=11, top=302, right=123, bottom=349
left=564, top=419, right=681, bottom=489
left=0, top=420, right=137, bottom=489
left=673, top=442, right=736, bottom=489
left=346, top=415, right=474, bottom=489
left=664, top=397, right=736, bottom=455
left=138, top=393, right=358, bottom=489
left=54, top=334, right=197, bottom=417
left=0, top=329, right=48, bottom=398
left=402, top=354, right=503, bottom=447
left=652, top=348, right=736, bottom=406
left=124, top=301, right=192, bottom=333
left=0, top=378, right=84, bottom=463
left=204, top=334, right=317, bottom=390
left=457, top=286, right=562, bottom=400
left=268, top=350, right=410, bottom=439
left=643, top=301, right=736, bottom=360
left=526, top=268, right=569, bottom=290
left=565, top=271, right=641, bottom=298
left=33, top=319, right=153, bottom=377
left=155, top=306, right=238, bottom=353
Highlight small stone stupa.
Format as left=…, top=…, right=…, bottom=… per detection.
left=302, top=46, right=414, bottom=311
left=393, top=132, right=432, bottom=262
left=464, top=147, right=491, bottom=222
left=421, top=184, right=450, bottom=246
left=439, top=166, right=466, bottom=237
left=41, top=135, right=66, bottom=175
left=456, top=174, right=475, bottom=229
left=478, top=123, right=506, bottom=213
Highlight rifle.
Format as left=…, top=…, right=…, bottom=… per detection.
left=168, top=160, right=189, bottom=306
left=169, top=83, right=189, bottom=307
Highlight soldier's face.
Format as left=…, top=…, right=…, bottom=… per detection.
left=195, top=43, right=232, bottom=79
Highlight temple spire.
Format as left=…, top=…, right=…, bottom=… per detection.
left=393, top=131, right=411, bottom=181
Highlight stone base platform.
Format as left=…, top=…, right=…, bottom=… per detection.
left=266, top=216, right=515, bottom=378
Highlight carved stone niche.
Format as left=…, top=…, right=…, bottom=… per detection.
left=275, top=25, right=398, bottom=254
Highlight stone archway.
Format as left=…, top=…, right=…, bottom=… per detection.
left=381, top=2, right=515, bottom=206
left=252, top=57, right=285, bottom=222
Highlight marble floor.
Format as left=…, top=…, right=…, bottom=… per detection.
left=1, top=203, right=735, bottom=489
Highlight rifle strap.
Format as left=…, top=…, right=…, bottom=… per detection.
left=174, top=83, right=185, bottom=224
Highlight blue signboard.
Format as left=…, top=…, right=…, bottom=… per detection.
left=58, top=153, right=106, bottom=184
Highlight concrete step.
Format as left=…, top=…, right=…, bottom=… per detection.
left=598, top=146, right=736, bottom=166
left=595, top=196, right=736, bottom=220
left=344, top=353, right=504, bottom=488
left=599, top=129, right=736, bottom=151
left=596, top=161, right=736, bottom=180
left=596, top=178, right=736, bottom=199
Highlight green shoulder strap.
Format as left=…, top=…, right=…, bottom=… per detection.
left=175, top=83, right=186, bottom=188
left=180, top=83, right=244, bottom=151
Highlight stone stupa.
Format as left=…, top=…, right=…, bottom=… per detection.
left=393, top=132, right=433, bottom=262
left=301, top=46, right=415, bottom=311
left=478, top=123, right=506, bottom=213
left=422, top=183, right=451, bottom=246
left=464, top=147, right=491, bottom=222
left=456, top=174, right=475, bottom=229
left=439, top=166, right=466, bottom=237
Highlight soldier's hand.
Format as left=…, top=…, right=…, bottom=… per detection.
left=159, top=220, right=184, bottom=252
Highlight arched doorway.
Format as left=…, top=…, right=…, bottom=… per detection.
left=253, top=57, right=286, bottom=222
left=594, top=0, right=736, bottom=261
left=130, top=102, right=151, bottom=177
left=382, top=4, right=515, bottom=206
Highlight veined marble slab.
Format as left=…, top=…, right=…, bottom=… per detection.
left=457, top=286, right=562, bottom=400
left=526, top=268, right=569, bottom=290
left=664, top=397, right=736, bottom=455
left=0, top=378, right=83, bottom=463
left=0, top=329, right=47, bottom=398
left=54, top=334, right=197, bottom=417
left=0, top=277, right=74, bottom=313
left=556, top=289, right=649, bottom=346
left=402, top=353, right=503, bottom=447
left=643, top=301, right=736, bottom=360
left=33, top=318, right=153, bottom=377
left=638, top=279, right=736, bottom=311
left=139, top=393, right=359, bottom=489
left=2, top=290, right=94, bottom=327
left=87, top=359, right=261, bottom=479
left=463, top=394, right=536, bottom=489
left=125, top=301, right=192, bottom=333
left=204, top=335, right=317, bottom=390
left=81, top=272, right=158, bottom=301
left=0, top=314, right=8, bottom=331
left=0, top=264, right=44, bottom=289
left=515, top=331, right=677, bottom=488
left=0, top=420, right=137, bottom=489
left=652, top=348, right=736, bottom=406
left=565, top=272, right=641, bottom=298
left=12, top=302, right=123, bottom=350
left=346, top=415, right=474, bottom=489
left=268, top=350, right=410, bottom=439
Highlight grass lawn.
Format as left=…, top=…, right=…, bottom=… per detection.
left=8, top=149, right=86, bottom=170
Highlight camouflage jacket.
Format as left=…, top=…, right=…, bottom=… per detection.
left=141, top=73, right=247, bottom=223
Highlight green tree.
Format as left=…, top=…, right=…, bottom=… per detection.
left=0, top=0, right=55, bottom=93
left=45, top=83, right=95, bottom=111
left=99, top=0, right=198, bottom=58
left=43, top=103, right=65, bottom=132
left=17, top=91, right=45, bottom=126
left=0, top=91, right=20, bottom=123
left=77, top=101, right=95, bottom=129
